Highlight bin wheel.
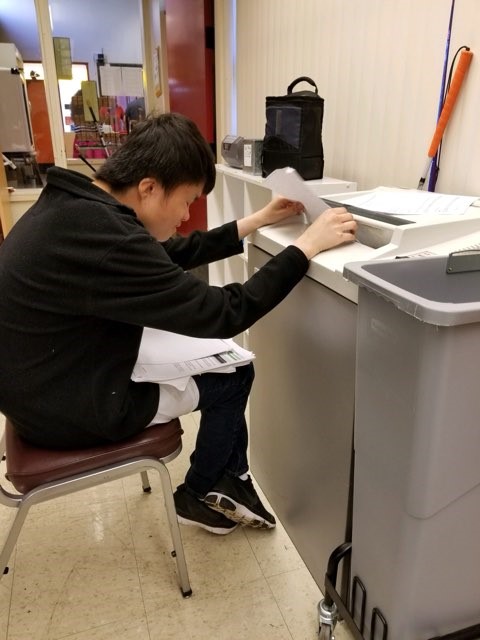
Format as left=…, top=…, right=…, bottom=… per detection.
left=318, top=598, right=337, bottom=639
left=318, top=623, right=334, bottom=640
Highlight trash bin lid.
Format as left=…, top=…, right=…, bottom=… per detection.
left=344, top=255, right=480, bottom=326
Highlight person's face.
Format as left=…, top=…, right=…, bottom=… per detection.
left=136, top=179, right=203, bottom=241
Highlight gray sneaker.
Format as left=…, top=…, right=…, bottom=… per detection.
left=204, top=475, right=276, bottom=529
left=174, top=484, right=238, bottom=535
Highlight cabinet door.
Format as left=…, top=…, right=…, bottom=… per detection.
left=248, top=244, right=357, bottom=588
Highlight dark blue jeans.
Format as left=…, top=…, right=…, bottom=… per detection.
left=185, top=362, right=255, bottom=498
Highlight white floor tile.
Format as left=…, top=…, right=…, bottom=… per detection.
left=267, top=565, right=322, bottom=639
left=146, top=577, right=293, bottom=640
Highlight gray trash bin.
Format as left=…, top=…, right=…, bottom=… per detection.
left=343, top=255, right=480, bottom=640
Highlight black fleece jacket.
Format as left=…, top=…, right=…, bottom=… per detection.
left=0, top=167, right=309, bottom=447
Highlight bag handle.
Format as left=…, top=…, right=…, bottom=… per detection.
left=287, top=76, right=318, bottom=94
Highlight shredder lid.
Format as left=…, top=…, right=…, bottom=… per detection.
left=344, top=255, right=480, bottom=326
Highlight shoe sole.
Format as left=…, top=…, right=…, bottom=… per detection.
left=177, top=514, right=238, bottom=535
left=204, top=494, right=276, bottom=529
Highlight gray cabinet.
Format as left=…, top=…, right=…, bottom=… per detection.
left=248, top=244, right=356, bottom=588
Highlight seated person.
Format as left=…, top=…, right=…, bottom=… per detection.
left=0, top=113, right=356, bottom=535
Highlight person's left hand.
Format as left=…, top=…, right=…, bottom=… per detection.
left=237, top=195, right=306, bottom=240
left=259, top=196, right=305, bottom=226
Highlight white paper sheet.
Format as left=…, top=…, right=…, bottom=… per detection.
left=344, top=189, right=478, bottom=216
left=137, top=327, right=229, bottom=364
left=264, top=167, right=329, bottom=223
left=131, top=328, right=255, bottom=388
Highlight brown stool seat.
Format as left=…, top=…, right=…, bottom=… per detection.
left=5, top=418, right=183, bottom=493
left=0, top=416, right=192, bottom=596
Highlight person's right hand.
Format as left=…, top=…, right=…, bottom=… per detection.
left=292, top=207, right=357, bottom=259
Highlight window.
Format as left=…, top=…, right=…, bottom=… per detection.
left=24, top=61, right=89, bottom=133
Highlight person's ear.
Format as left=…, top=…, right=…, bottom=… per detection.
left=137, top=177, right=160, bottom=199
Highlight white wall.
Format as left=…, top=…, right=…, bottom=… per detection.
left=0, top=0, right=143, bottom=84
left=0, top=0, right=40, bottom=60
left=49, top=0, right=143, bottom=81
left=217, top=0, right=480, bottom=196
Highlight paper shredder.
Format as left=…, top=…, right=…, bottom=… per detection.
left=343, top=253, right=480, bottom=640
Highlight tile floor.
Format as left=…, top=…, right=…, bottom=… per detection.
left=0, top=412, right=354, bottom=640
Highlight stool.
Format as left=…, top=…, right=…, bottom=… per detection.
left=0, top=417, right=191, bottom=597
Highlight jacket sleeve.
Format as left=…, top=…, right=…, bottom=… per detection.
left=161, top=222, right=244, bottom=269
left=88, top=231, right=309, bottom=339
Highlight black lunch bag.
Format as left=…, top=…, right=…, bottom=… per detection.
left=262, top=76, right=324, bottom=180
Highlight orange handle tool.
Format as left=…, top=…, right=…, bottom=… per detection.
left=427, top=49, right=473, bottom=158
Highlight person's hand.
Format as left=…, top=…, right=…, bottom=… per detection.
left=257, top=196, right=305, bottom=226
left=293, top=207, right=357, bottom=259
left=236, top=196, right=305, bottom=240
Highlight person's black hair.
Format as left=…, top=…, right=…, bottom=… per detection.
left=95, top=112, right=216, bottom=195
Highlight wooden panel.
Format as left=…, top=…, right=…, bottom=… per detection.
left=0, top=160, right=13, bottom=240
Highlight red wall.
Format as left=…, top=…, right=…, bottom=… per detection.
left=165, top=0, right=215, bottom=234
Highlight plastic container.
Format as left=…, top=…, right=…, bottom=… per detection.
left=343, top=255, right=480, bottom=640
